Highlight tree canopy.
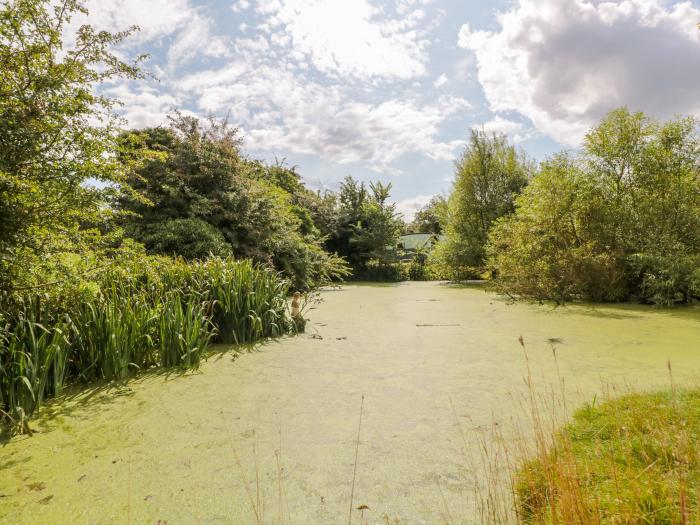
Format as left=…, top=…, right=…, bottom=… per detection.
left=116, top=115, right=351, bottom=290
left=488, top=109, right=700, bottom=305
left=430, top=129, right=532, bottom=279
left=0, top=0, right=145, bottom=291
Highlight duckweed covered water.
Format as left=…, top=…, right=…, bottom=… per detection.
left=2, top=282, right=699, bottom=524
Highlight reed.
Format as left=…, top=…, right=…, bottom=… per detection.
left=71, top=292, right=157, bottom=382
left=0, top=257, right=295, bottom=434
left=157, top=293, right=212, bottom=369
left=203, top=258, right=291, bottom=344
left=0, top=297, right=71, bottom=434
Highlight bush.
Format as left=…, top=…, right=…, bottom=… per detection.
left=630, top=252, right=700, bottom=306
left=141, top=218, right=233, bottom=260
left=487, top=110, right=700, bottom=305
left=407, top=257, right=427, bottom=281
left=117, top=120, right=351, bottom=291
left=428, top=237, right=484, bottom=281
left=353, top=259, right=408, bottom=282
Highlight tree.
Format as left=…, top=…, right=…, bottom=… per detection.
left=409, top=195, right=447, bottom=234
left=488, top=154, right=622, bottom=303
left=0, top=0, right=144, bottom=291
left=488, top=108, right=700, bottom=305
left=117, top=114, right=350, bottom=289
left=349, top=181, right=404, bottom=266
left=327, top=177, right=403, bottom=273
left=431, top=130, right=531, bottom=279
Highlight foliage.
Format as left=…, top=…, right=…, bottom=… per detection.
left=407, top=255, right=428, bottom=281
left=0, top=256, right=294, bottom=434
left=489, top=109, right=700, bottom=305
left=408, top=195, right=447, bottom=234
left=141, top=218, right=233, bottom=259
left=352, top=259, right=408, bottom=282
left=515, top=390, right=700, bottom=524
left=0, top=0, right=145, bottom=291
left=201, top=258, right=291, bottom=344
left=326, top=177, right=404, bottom=275
left=432, top=130, right=531, bottom=280
left=117, top=116, right=350, bottom=290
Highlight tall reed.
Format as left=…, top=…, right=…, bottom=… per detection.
left=0, top=256, right=295, bottom=434
left=0, top=297, right=70, bottom=431
left=158, top=293, right=212, bottom=369
left=203, top=259, right=291, bottom=344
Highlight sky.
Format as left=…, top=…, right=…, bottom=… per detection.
left=77, top=0, right=700, bottom=219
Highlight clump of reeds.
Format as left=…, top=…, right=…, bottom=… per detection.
left=0, top=256, right=295, bottom=435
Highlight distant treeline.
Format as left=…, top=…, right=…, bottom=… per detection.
left=115, top=116, right=415, bottom=289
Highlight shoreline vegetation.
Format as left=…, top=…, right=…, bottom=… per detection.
left=0, top=257, right=295, bottom=435
left=471, top=338, right=700, bottom=524
left=514, top=388, right=700, bottom=524
left=1, top=1, right=699, bottom=523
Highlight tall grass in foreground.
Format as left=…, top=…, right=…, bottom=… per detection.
left=0, top=257, right=294, bottom=434
left=474, top=342, right=700, bottom=525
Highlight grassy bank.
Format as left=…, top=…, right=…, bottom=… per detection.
left=514, top=389, right=700, bottom=524
left=0, top=257, right=294, bottom=435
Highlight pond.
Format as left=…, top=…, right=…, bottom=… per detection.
left=2, top=282, right=699, bottom=524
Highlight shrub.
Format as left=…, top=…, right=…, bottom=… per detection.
left=353, top=259, right=408, bottom=282
left=487, top=110, right=700, bottom=306
left=141, top=218, right=233, bottom=260
left=630, top=252, right=700, bottom=306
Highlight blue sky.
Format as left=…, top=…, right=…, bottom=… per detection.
left=80, top=0, right=700, bottom=218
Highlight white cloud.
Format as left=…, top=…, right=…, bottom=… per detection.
left=177, top=63, right=470, bottom=169
left=253, top=0, right=431, bottom=81
left=103, top=85, right=180, bottom=128
left=77, top=0, right=192, bottom=42
left=479, top=115, right=533, bottom=144
left=232, top=0, right=251, bottom=12
left=70, top=0, right=472, bottom=177
left=76, top=0, right=229, bottom=69
left=434, top=73, right=448, bottom=88
left=395, top=194, right=434, bottom=221
left=163, top=0, right=468, bottom=170
left=459, top=0, right=700, bottom=145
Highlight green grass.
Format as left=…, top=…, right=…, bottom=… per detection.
left=515, top=389, right=700, bottom=524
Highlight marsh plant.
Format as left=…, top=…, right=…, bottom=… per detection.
left=471, top=342, right=700, bottom=525
left=0, top=257, right=295, bottom=435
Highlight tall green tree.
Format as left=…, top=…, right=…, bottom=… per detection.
left=117, top=114, right=350, bottom=289
left=489, top=108, right=700, bottom=305
left=327, top=177, right=403, bottom=272
left=0, top=0, right=144, bottom=291
left=349, top=181, right=404, bottom=267
left=431, top=130, right=531, bottom=279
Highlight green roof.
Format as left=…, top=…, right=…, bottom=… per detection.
left=398, top=233, right=444, bottom=251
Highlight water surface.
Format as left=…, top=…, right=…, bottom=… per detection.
left=2, top=282, right=699, bottom=524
